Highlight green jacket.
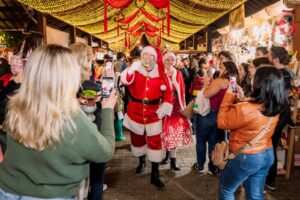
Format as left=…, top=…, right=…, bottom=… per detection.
left=0, top=108, right=115, bottom=198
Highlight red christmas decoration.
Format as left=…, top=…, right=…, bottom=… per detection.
left=104, top=0, right=171, bottom=36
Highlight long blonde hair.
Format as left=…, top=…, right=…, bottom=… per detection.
left=70, top=43, right=93, bottom=81
left=4, top=44, right=81, bottom=151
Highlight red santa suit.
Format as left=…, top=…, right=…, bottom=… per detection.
left=121, top=47, right=172, bottom=162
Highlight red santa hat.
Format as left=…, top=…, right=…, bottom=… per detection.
left=141, top=46, right=158, bottom=60
left=149, top=46, right=172, bottom=92
left=162, top=52, right=176, bottom=63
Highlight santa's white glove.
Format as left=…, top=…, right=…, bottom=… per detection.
left=156, top=108, right=164, bottom=119
left=156, top=103, right=173, bottom=119
left=128, top=61, right=140, bottom=75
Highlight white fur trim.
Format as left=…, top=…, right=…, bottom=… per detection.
left=141, top=46, right=157, bottom=60
left=160, top=102, right=173, bottom=116
left=120, top=68, right=135, bottom=85
left=123, top=114, right=145, bottom=135
left=123, top=114, right=162, bottom=136
left=136, top=64, right=159, bottom=78
left=163, top=52, right=176, bottom=63
left=147, top=148, right=163, bottom=162
left=131, top=144, right=147, bottom=157
left=171, top=69, right=185, bottom=110
left=145, top=120, right=162, bottom=136
left=160, top=85, right=166, bottom=91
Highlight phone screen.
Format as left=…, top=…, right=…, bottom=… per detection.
left=101, top=77, right=114, bottom=98
left=229, top=75, right=237, bottom=93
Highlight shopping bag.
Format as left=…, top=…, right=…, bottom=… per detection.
left=193, top=90, right=210, bottom=116
left=182, top=99, right=195, bottom=119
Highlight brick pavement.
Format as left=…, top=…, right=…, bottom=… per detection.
left=103, top=132, right=300, bottom=200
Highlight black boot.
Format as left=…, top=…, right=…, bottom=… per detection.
left=170, top=158, right=180, bottom=171
left=160, top=150, right=170, bottom=165
left=151, top=162, right=165, bottom=188
left=136, top=155, right=146, bottom=174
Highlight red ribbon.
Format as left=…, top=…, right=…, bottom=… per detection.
left=104, top=0, right=107, bottom=33
left=167, top=0, right=170, bottom=36
left=128, top=34, right=130, bottom=48
left=107, top=0, right=132, bottom=8
left=162, top=19, right=164, bottom=35
left=118, top=10, right=139, bottom=24
left=147, top=0, right=169, bottom=8
left=125, top=31, right=128, bottom=48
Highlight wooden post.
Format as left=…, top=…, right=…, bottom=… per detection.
left=193, top=33, right=199, bottom=50
left=294, top=5, right=300, bottom=60
left=285, top=3, right=300, bottom=179
left=69, top=26, right=76, bottom=44
left=88, top=35, right=93, bottom=46
left=184, top=39, right=187, bottom=50
left=37, top=12, right=47, bottom=44
left=206, top=27, right=212, bottom=53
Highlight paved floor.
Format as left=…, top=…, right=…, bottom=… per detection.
left=103, top=132, right=300, bottom=200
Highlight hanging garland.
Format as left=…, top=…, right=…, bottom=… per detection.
left=271, top=11, right=296, bottom=48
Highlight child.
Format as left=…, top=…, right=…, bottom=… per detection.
left=189, top=67, right=205, bottom=98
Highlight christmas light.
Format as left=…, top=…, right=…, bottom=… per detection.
left=17, top=0, right=245, bottom=50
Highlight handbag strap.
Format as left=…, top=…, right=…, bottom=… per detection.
left=228, top=117, right=274, bottom=159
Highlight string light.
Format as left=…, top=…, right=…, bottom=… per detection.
left=18, top=0, right=93, bottom=12
left=17, top=0, right=244, bottom=49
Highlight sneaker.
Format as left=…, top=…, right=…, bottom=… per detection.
left=193, top=163, right=205, bottom=174
left=265, top=182, right=276, bottom=190
left=263, top=189, right=267, bottom=194
left=105, top=164, right=110, bottom=171
left=288, top=122, right=296, bottom=129
left=287, top=118, right=296, bottom=128
left=103, top=184, right=108, bottom=191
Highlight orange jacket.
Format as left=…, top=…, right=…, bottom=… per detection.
left=217, top=93, right=279, bottom=154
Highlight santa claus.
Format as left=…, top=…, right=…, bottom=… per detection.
left=121, top=46, right=172, bottom=188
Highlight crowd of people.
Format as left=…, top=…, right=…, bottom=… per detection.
left=0, top=32, right=297, bottom=200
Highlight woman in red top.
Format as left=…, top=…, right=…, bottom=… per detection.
left=160, top=52, right=193, bottom=171
left=193, top=61, right=239, bottom=174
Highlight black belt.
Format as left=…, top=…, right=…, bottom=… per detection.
left=131, top=97, right=160, bottom=105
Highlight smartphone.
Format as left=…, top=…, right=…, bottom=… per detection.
left=101, top=77, right=114, bottom=98
left=229, top=75, right=237, bottom=93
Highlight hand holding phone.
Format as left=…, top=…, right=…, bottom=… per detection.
left=229, top=75, right=238, bottom=93
left=101, top=77, right=114, bottom=98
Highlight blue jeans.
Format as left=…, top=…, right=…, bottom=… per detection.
left=0, top=188, right=74, bottom=200
left=219, top=148, right=274, bottom=200
left=88, top=162, right=106, bottom=200
left=195, top=110, right=219, bottom=172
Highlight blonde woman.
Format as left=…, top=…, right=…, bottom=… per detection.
left=0, top=44, right=117, bottom=199
left=70, top=43, right=108, bottom=200
left=70, top=42, right=93, bottom=81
